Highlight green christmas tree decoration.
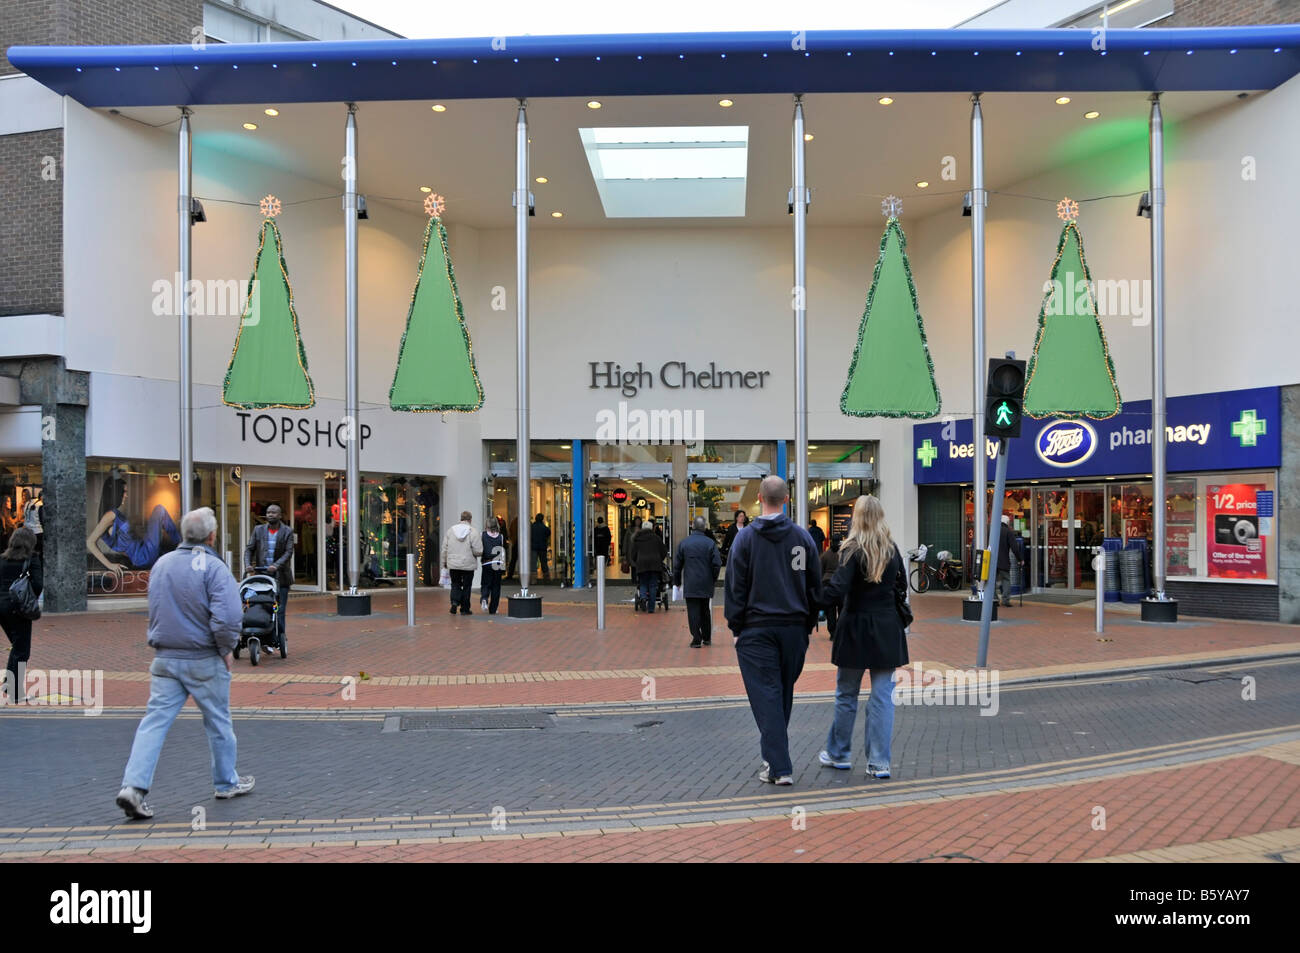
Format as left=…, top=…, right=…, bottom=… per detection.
left=841, top=210, right=941, bottom=419
left=389, top=211, right=484, bottom=412
left=1023, top=202, right=1121, bottom=420
left=222, top=207, right=315, bottom=409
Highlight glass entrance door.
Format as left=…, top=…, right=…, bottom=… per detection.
left=245, top=482, right=322, bottom=590
left=1073, top=486, right=1107, bottom=590
left=1036, top=487, right=1071, bottom=588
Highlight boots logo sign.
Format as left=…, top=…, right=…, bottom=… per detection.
left=1035, top=421, right=1098, bottom=468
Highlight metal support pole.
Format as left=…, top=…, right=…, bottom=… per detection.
left=596, top=555, right=606, bottom=630
left=515, top=100, right=532, bottom=597
left=178, top=107, right=194, bottom=516
left=792, top=96, right=809, bottom=527
left=976, top=438, right=1009, bottom=668
left=344, top=104, right=361, bottom=593
left=970, top=94, right=988, bottom=594
left=1094, top=547, right=1105, bottom=634
left=406, top=552, right=416, bottom=626
left=1149, top=94, right=1169, bottom=602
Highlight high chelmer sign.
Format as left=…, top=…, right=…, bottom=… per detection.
left=912, top=387, right=1281, bottom=484
left=589, top=361, right=771, bottom=398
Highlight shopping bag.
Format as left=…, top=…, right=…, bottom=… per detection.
left=439, top=568, right=451, bottom=589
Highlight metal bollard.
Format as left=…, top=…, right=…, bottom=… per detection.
left=596, top=556, right=606, bottom=631
left=406, top=552, right=416, bottom=627
left=1093, top=548, right=1104, bottom=634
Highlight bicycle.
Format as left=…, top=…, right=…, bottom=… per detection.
left=906, top=544, right=964, bottom=593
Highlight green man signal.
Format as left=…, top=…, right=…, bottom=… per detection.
left=986, top=357, right=1026, bottom=439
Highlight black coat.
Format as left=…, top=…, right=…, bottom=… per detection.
left=593, top=524, right=612, bottom=559
left=673, top=529, right=721, bottom=598
left=0, top=554, right=43, bottom=615
left=629, top=528, right=667, bottom=573
left=818, top=545, right=909, bottom=670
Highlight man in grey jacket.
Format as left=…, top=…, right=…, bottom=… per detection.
left=116, top=507, right=253, bottom=820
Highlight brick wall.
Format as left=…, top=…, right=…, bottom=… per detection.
left=1, top=0, right=204, bottom=74
left=0, top=130, right=64, bottom=317
left=1161, top=0, right=1300, bottom=26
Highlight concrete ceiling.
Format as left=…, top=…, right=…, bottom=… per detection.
left=114, top=88, right=1247, bottom=228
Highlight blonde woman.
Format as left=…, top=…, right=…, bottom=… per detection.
left=816, top=495, right=909, bottom=779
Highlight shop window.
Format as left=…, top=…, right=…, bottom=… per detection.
left=358, top=475, right=440, bottom=585
left=85, top=460, right=217, bottom=597
left=0, top=463, right=43, bottom=555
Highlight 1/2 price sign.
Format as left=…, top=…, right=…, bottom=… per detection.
left=1206, top=483, right=1268, bottom=579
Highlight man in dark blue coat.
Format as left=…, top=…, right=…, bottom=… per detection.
left=724, top=476, right=821, bottom=786
left=673, top=516, right=722, bottom=647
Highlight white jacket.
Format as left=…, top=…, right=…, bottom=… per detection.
left=442, top=522, right=483, bottom=571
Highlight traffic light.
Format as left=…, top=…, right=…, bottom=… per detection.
left=985, top=357, right=1026, bottom=439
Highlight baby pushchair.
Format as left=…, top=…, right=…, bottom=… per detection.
left=233, top=574, right=286, bottom=665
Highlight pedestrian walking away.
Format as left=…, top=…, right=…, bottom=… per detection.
left=630, top=519, right=668, bottom=612
left=807, top=519, right=826, bottom=553
left=442, top=511, right=483, bottom=615
left=530, top=513, right=551, bottom=582
left=480, top=517, right=505, bottom=614
left=996, top=513, right=1014, bottom=608
left=816, top=495, right=909, bottom=779
left=724, top=476, right=821, bottom=785
left=593, top=517, right=612, bottom=572
left=244, top=503, right=295, bottom=647
left=116, top=508, right=253, bottom=820
left=821, top=536, right=842, bottom=639
left=673, top=515, right=722, bottom=646
left=0, top=527, right=42, bottom=703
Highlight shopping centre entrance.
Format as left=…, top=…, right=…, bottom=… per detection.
left=241, top=475, right=324, bottom=590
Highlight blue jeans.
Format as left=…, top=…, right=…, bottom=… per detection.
left=638, top=570, right=661, bottom=607
left=122, top=654, right=240, bottom=793
left=824, top=667, right=896, bottom=773
left=735, top=625, right=809, bottom=777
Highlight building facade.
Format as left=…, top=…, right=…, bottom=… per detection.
left=2, top=0, right=1298, bottom=622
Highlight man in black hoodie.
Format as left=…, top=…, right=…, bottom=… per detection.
left=724, top=476, right=821, bottom=785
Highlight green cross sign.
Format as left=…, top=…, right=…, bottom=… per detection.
left=1231, top=409, right=1267, bottom=447
left=916, top=439, right=938, bottom=468
left=995, top=401, right=1015, bottom=427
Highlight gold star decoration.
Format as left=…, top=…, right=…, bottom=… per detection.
left=1056, top=197, right=1079, bottom=222
left=259, top=194, right=282, bottom=218
left=424, top=193, right=446, bottom=217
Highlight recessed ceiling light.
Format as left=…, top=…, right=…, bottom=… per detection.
left=718, top=99, right=734, bottom=107
left=587, top=101, right=602, bottom=109
left=916, top=181, right=929, bottom=188
left=431, top=104, right=446, bottom=112
left=803, top=133, right=814, bottom=141
left=551, top=211, right=564, bottom=218
left=535, top=176, right=548, bottom=184
left=1056, top=96, right=1071, bottom=105
left=419, top=186, right=432, bottom=193
left=878, top=96, right=894, bottom=105
left=263, top=108, right=279, bottom=117
left=1084, top=110, right=1100, bottom=119
left=242, top=122, right=257, bottom=130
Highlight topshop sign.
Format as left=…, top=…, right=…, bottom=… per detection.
left=912, top=386, right=1281, bottom=484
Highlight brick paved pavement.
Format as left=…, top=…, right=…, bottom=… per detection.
left=13, top=588, right=1298, bottom=711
